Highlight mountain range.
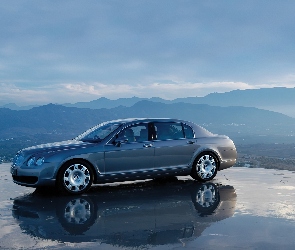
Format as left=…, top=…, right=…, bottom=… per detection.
left=2, top=87, right=294, bottom=117
left=1, top=87, right=295, bottom=159
left=1, top=100, right=294, bottom=142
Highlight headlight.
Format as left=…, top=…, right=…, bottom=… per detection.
left=27, top=157, right=36, bottom=166
left=36, top=157, right=45, bottom=166
left=13, top=152, right=25, bottom=166
left=27, top=156, right=45, bottom=167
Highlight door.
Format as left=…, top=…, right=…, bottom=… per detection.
left=152, top=122, right=200, bottom=169
left=104, top=123, right=154, bottom=174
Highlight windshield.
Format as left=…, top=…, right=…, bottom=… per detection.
left=76, top=122, right=122, bottom=142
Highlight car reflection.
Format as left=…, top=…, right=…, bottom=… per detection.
left=12, top=179, right=236, bottom=247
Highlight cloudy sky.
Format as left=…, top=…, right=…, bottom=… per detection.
left=1, top=0, right=295, bottom=105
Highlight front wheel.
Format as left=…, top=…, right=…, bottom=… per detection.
left=191, top=153, right=218, bottom=182
left=57, top=161, right=94, bottom=195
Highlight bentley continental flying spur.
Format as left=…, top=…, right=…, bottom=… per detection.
left=11, top=118, right=237, bottom=194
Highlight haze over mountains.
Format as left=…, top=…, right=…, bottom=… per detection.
left=0, top=87, right=294, bottom=159
left=2, top=87, right=295, bottom=118
left=65, top=87, right=295, bottom=118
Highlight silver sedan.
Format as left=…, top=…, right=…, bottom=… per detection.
left=11, top=118, right=237, bottom=194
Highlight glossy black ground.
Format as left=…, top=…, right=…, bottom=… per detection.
left=1, top=163, right=295, bottom=249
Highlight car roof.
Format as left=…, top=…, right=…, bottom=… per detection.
left=100, top=118, right=213, bottom=137
left=105, top=118, right=193, bottom=125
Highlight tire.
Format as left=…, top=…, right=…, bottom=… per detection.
left=191, top=152, right=218, bottom=182
left=57, top=160, right=94, bottom=195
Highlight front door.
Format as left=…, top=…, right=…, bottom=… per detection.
left=104, top=123, right=154, bottom=174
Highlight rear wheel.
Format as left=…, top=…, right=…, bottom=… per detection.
left=191, top=152, right=218, bottom=182
left=57, top=160, right=94, bottom=195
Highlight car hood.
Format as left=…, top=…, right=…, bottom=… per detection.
left=21, top=140, right=96, bottom=156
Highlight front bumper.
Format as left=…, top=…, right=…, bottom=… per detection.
left=11, top=163, right=57, bottom=187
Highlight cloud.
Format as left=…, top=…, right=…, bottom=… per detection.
left=267, top=74, right=295, bottom=87
left=1, top=1, right=295, bottom=105
left=63, top=81, right=256, bottom=99
left=2, top=78, right=295, bottom=106
left=0, top=83, right=50, bottom=104
left=0, top=81, right=261, bottom=105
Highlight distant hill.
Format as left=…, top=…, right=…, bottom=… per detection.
left=0, top=101, right=294, bottom=144
left=3, top=87, right=295, bottom=117
left=1, top=101, right=293, bottom=135
left=0, top=103, right=37, bottom=110
left=174, top=87, right=295, bottom=105
left=62, top=87, right=295, bottom=118
left=63, top=97, right=170, bottom=109
left=173, top=87, right=295, bottom=117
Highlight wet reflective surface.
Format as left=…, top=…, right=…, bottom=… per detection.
left=1, top=163, right=295, bottom=249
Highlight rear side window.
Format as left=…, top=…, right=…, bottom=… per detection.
left=154, top=122, right=184, bottom=140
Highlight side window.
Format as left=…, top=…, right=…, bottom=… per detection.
left=117, top=124, right=149, bottom=143
left=154, top=122, right=185, bottom=140
left=183, top=124, right=195, bottom=139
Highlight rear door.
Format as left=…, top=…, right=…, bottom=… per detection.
left=152, top=122, right=200, bottom=169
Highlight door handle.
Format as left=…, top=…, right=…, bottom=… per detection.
left=143, top=143, right=153, bottom=148
left=187, top=140, right=195, bottom=144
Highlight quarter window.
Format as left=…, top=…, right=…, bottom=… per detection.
left=183, top=124, right=195, bottom=139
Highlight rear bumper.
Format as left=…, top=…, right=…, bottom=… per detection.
left=219, top=158, right=236, bottom=170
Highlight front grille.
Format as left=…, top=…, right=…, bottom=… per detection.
left=13, top=175, right=38, bottom=184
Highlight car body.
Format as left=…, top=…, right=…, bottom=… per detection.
left=11, top=118, right=237, bottom=194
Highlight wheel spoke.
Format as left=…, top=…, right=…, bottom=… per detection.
left=195, top=154, right=217, bottom=180
left=62, top=163, right=92, bottom=193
